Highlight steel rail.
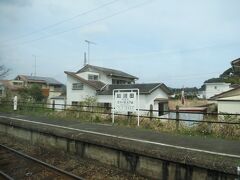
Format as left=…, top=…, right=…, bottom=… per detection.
left=0, top=170, right=14, bottom=180
left=0, top=144, right=84, bottom=180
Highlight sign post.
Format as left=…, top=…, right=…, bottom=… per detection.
left=112, top=89, right=140, bottom=126
left=13, top=96, right=17, bottom=111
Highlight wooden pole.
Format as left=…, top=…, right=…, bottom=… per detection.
left=150, top=104, right=153, bottom=121
left=176, top=105, right=179, bottom=131
left=52, top=100, right=55, bottom=111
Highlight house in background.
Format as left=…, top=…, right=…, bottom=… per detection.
left=204, top=82, right=232, bottom=99
left=65, top=64, right=138, bottom=105
left=0, top=80, right=24, bottom=98
left=15, top=75, right=64, bottom=100
left=198, top=58, right=240, bottom=100
left=65, top=64, right=172, bottom=116
left=210, top=86, right=240, bottom=115
left=197, top=78, right=232, bottom=99
left=76, top=64, right=138, bottom=85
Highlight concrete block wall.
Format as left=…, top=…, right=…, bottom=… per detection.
left=0, top=122, right=237, bottom=180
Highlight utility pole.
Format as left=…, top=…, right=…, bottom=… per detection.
left=32, top=55, right=36, bottom=76
left=85, top=40, right=96, bottom=64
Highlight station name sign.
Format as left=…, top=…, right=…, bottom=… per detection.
left=112, top=89, right=140, bottom=126
left=114, top=92, right=137, bottom=112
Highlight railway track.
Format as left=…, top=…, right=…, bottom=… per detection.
left=0, top=144, right=84, bottom=180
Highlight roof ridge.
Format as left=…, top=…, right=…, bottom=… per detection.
left=76, top=64, right=138, bottom=79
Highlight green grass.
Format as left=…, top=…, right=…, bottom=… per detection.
left=0, top=103, right=239, bottom=140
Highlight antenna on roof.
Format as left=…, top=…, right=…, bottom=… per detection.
left=85, top=40, right=96, bottom=65
left=84, top=52, right=87, bottom=66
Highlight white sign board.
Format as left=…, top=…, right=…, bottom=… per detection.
left=114, top=92, right=137, bottom=112
left=112, top=89, right=140, bottom=126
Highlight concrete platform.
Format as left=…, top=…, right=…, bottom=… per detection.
left=0, top=112, right=239, bottom=179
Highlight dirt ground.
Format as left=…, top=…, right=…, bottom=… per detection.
left=168, top=99, right=208, bottom=110
left=0, top=133, right=147, bottom=180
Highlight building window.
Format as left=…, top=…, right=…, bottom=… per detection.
left=72, top=83, right=84, bottom=90
left=112, top=79, right=128, bottom=84
left=88, top=74, right=98, bottom=81
left=0, top=89, right=3, bottom=96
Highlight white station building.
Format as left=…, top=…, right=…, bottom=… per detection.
left=65, top=64, right=171, bottom=116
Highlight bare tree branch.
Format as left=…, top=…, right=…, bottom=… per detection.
left=0, top=65, right=10, bottom=79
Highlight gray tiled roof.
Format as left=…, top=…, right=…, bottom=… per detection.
left=97, top=83, right=172, bottom=95
left=77, top=64, right=138, bottom=79
left=64, top=71, right=105, bottom=90
left=17, top=75, right=62, bottom=85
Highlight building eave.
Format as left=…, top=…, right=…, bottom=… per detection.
left=64, top=71, right=105, bottom=90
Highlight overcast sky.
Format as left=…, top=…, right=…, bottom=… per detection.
left=0, top=0, right=240, bottom=88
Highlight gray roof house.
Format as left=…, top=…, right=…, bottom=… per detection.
left=15, top=75, right=62, bottom=86
left=15, top=75, right=64, bottom=99
left=65, top=64, right=171, bottom=116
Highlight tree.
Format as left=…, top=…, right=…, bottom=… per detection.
left=19, top=84, right=45, bottom=102
left=28, top=84, right=45, bottom=102
left=0, top=65, right=10, bottom=79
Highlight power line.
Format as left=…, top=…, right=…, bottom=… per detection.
left=1, top=0, right=155, bottom=49
left=0, top=0, right=120, bottom=45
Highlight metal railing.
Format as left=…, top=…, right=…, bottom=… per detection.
left=0, top=100, right=240, bottom=127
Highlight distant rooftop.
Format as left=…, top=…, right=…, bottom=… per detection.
left=15, top=75, right=62, bottom=85
left=76, top=64, right=138, bottom=80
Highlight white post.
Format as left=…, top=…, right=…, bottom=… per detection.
left=112, top=90, right=115, bottom=125
left=13, top=96, right=17, bottom=111
left=137, top=89, right=140, bottom=126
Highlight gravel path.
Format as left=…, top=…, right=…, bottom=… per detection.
left=0, top=133, right=147, bottom=180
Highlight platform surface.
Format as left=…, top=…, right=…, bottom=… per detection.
left=0, top=112, right=239, bottom=157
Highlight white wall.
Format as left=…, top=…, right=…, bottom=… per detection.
left=205, top=83, right=232, bottom=99
left=77, top=71, right=112, bottom=84
left=218, top=101, right=240, bottom=114
left=217, top=95, right=240, bottom=114
left=97, top=88, right=169, bottom=116
left=98, top=72, right=112, bottom=84
left=66, top=75, right=96, bottom=105
left=76, top=72, right=99, bottom=80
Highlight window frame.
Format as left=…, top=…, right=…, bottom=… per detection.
left=72, top=83, right=84, bottom=90
left=88, top=74, right=98, bottom=81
